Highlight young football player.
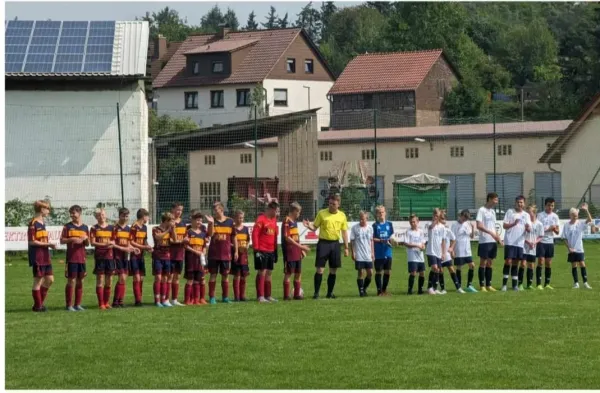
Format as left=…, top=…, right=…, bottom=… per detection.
left=451, top=210, right=478, bottom=293
left=89, top=208, right=115, bottom=309
left=350, top=211, right=374, bottom=297
left=439, top=212, right=462, bottom=294
left=373, top=205, right=394, bottom=296
left=111, top=208, right=140, bottom=307
left=522, top=205, right=543, bottom=290
left=129, top=208, right=153, bottom=306
left=403, top=214, right=426, bottom=295
left=152, top=212, right=176, bottom=307
left=28, top=200, right=57, bottom=312
left=425, top=208, right=446, bottom=295
left=60, top=205, right=90, bottom=311
left=563, top=203, right=594, bottom=289
left=536, top=198, right=560, bottom=290
left=206, top=202, right=237, bottom=304
left=282, top=202, right=310, bottom=300
left=169, top=202, right=187, bottom=306
left=476, top=192, right=502, bottom=292
left=183, top=210, right=208, bottom=304
left=253, top=202, right=280, bottom=303
left=501, top=196, right=531, bottom=291
left=231, top=210, right=250, bottom=302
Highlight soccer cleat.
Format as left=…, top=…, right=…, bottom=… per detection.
left=417, top=290, right=424, bottom=295
left=155, top=302, right=164, bottom=308
left=486, top=286, right=497, bottom=292
left=525, top=285, right=534, bottom=290
left=162, top=301, right=173, bottom=307
left=434, top=289, right=443, bottom=295
left=312, top=294, right=319, bottom=300
left=172, top=300, right=185, bottom=306
left=479, top=286, right=488, bottom=292
left=258, top=296, right=269, bottom=303
left=512, top=286, right=519, bottom=292
left=134, top=302, right=143, bottom=307
left=501, top=286, right=507, bottom=292
left=326, top=293, right=336, bottom=299
left=457, top=288, right=466, bottom=294
left=439, top=290, right=447, bottom=295
left=518, top=285, right=525, bottom=291
left=383, top=291, right=392, bottom=297
left=293, top=295, right=304, bottom=300
left=239, top=298, right=248, bottom=302
left=39, top=306, right=48, bottom=312
left=209, top=297, right=217, bottom=305
left=222, top=297, right=231, bottom=304
left=74, top=305, right=85, bottom=311
left=466, top=285, right=478, bottom=293
left=99, top=305, right=107, bottom=310
left=284, top=296, right=292, bottom=301
left=583, top=282, right=592, bottom=289
left=66, top=306, right=76, bottom=312
left=407, top=291, right=413, bottom=295
left=362, top=291, right=368, bottom=297
left=428, top=288, right=436, bottom=295
left=545, top=285, right=555, bottom=290
left=104, top=304, right=112, bottom=309
left=266, top=297, right=278, bottom=302
left=572, top=283, right=580, bottom=289
left=536, top=285, right=544, bottom=290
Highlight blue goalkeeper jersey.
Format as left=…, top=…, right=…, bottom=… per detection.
left=373, top=220, right=394, bottom=259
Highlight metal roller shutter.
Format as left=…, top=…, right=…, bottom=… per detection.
left=486, top=173, right=523, bottom=212
left=535, top=172, right=562, bottom=208
left=441, top=174, right=476, bottom=219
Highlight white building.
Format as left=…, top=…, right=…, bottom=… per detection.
left=5, top=20, right=150, bottom=222
left=153, top=27, right=335, bottom=130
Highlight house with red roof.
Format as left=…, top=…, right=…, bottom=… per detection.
left=328, top=49, right=459, bottom=129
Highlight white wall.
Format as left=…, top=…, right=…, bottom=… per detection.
left=5, top=83, right=148, bottom=224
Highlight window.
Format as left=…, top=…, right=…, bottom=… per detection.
left=204, top=155, right=216, bottom=165
left=362, top=149, right=375, bottom=160
left=274, top=89, right=288, bottom=106
left=304, top=59, right=314, bottom=73
left=210, top=90, right=224, bottom=108
left=497, top=144, right=512, bottom=156
left=192, top=61, right=199, bottom=75
left=236, top=89, right=251, bottom=107
left=240, top=153, right=252, bottom=164
left=450, top=146, right=464, bottom=157
left=437, top=80, right=447, bottom=99
left=320, top=151, right=332, bottom=161
left=199, top=182, right=221, bottom=209
left=286, top=58, right=296, bottom=73
left=405, top=148, right=419, bottom=159
left=184, top=92, right=198, bottom=109
left=212, top=61, right=224, bottom=73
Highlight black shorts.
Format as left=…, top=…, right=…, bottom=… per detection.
left=171, top=260, right=184, bottom=275
left=407, top=262, right=425, bottom=273
left=375, top=257, right=392, bottom=271
left=129, top=258, right=146, bottom=276
left=32, top=263, right=53, bottom=277
left=355, top=261, right=373, bottom=271
left=152, top=259, right=171, bottom=276
left=94, top=259, right=115, bottom=275
left=230, top=264, right=250, bottom=276
left=441, top=260, right=453, bottom=268
left=537, top=243, right=554, bottom=259
left=315, top=240, right=342, bottom=269
left=454, top=257, right=473, bottom=266
left=208, top=259, right=230, bottom=275
left=285, top=261, right=302, bottom=274
left=567, top=252, right=585, bottom=263
left=504, top=245, right=524, bottom=261
left=525, top=254, right=537, bottom=263
left=65, top=262, right=87, bottom=279
left=478, top=243, right=498, bottom=259
left=427, top=255, right=441, bottom=267
left=254, top=252, right=276, bottom=271
left=115, top=259, right=128, bottom=275
left=184, top=270, right=205, bottom=281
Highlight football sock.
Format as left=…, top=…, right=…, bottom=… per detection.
left=581, top=266, right=588, bottom=283
left=536, top=266, right=542, bottom=286
left=439, top=272, right=445, bottom=290
left=284, top=280, right=291, bottom=298
left=104, top=286, right=111, bottom=306
left=153, top=282, right=161, bottom=302
left=233, top=278, right=240, bottom=300
left=408, top=275, right=415, bottom=293
left=112, top=284, right=119, bottom=305
left=572, top=267, right=578, bottom=283
left=467, top=268, right=474, bottom=287
left=96, top=287, right=103, bottom=307
left=450, top=272, right=460, bottom=289
left=478, top=267, right=485, bottom=286
left=208, top=281, right=216, bottom=298
left=221, top=279, right=230, bottom=299
left=527, top=268, right=534, bottom=287
left=171, top=282, right=179, bottom=301
left=40, top=286, right=49, bottom=303
left=117, top=283, right=125, bottom=304
left=161, top=282, right=169, bottom=301
left=65, top=284, right=73, bottom=307
left=133, top=281, right=142, bottom=303
left=184, top=283, right=192, bottom=303
left=200, top=281, right=207, bottom=300
left=364, top=276, right=372, bottom=291
left=544, top=267, right=552, bottom=286
left=375, top=273, right=382, bottom=293
left=75, top=283, right=83, bottom=306
left=502, top=264, right=510, bottom=286
left=255, top=275, right=261, bottom=298
left=32, top=289, right=41, bottom=309
left=518, top=266, right=524, bottom=285
left=511, top=265, right=518, bottom=288
left=427, top=271, right=434, bottom=289
left=265, top=279, right=272, bottom=298
left=382, top=273, right=390, bottom=292
left=418, top=276, right=425, bottom=292
left=239, top=278, right=246, bottom=299
left=294, top=280, right=301, bottom=297
left=314, top=272, right=323, bottom=295
left=485, top=267, right=493, bottom=287
left=456, top=269, right=462, bottom=286
left=326, top=274, right=336, bottom=295
left=193, top=283, right=200, bottom=302
left=357, top=278, right=364, bottom=294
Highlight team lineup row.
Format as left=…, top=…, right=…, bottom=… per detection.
left=25, top=194, right=597, bottom=311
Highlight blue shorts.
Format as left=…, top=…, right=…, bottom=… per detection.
left=441, top=260, right=453, bottom=268
left=478, top=243, right=498, bottom=259
left=152, top=259, right=171, bottom=276
left=407, top=262, right=425, bottom=273
left=65, top=262, right=87, bottom=279
left=355, top=261, right=373, bottom=271
left=129, top=258, right=146, bottom=276
left=171, top=260, right=184, bottom=275
left=454, top=257, right=473, bottom=266
left=537, top=243, right=554, bottom=259
left=567, top=252, right=585, bottom=263
left=208, top=259, right=231, bottom=275
left=525, top=254, right=537, bottom=263
left=427, top=255, right=441, bottom=267
left=284, top=261, right=302, bottom=274
left=32, top=263, right=53, bottom=278
left=115, top=259, right=128, bottom=275
left=93, top=259, right=115, bottom=275
left=504, top=245, right=524, bottom=261
left=375, top=257, right=392, bottom=271
left=230, top=263, right=250, bottom=276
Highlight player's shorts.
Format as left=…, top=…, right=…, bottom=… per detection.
left=525, top=254, right=537, bottom=263
left=230, top=263, right=250, bottom=276
left=375, top=257, right=392, bottom=271
left=208, top=259, right=230, bottom=275
left=254, top=252, right=276, bottom=271
left=285, top=260, right=302, bottom=274
left=65, top=262, right=87, bottom=279
left=129, top=258, right=146, bottom=276
left=93, top=259, right=115, bottom=275
left=567, top=252, right=585, bottom=263
left=441, top=259, right=453, bottom=268
left=454, top=257, right=473, bottom=266
left=114, top=259, right=129, bottom=275
left=504, top=245, right=524, bottom=261
left=171, top=260, right=184, bottom=275
left=315, top=239, right=342, bottom=269
left=478, top=243, right=498, bottom=259
left=184, top=270, right=204, bottom=281
left=32, top=263, right=53, bottom=278
left=537, top=243, right=555, bottom=259
left=407, top=261, right=425, bottom=273
left=427, top=255, right=441, bottom=267
left=152, top=259, right=171, bottom=276
left=355, top=261, right=373, bottom=271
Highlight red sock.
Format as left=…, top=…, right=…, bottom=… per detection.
left=209, top=281, right=216, bottom=298
left=233, top=278, right=240, bottom=300
left=65, top=284, right=73, bottom=307
left=118, top=283, right=125, bottom=304
left=294, top=280, right=301, bottom=297
left=132, top=281, right=140, bottom=303
left=161, top=282, right=169, bottom=301
left=283, top=280, right=290, bottom=298
left=265, top=279, right=272, bottom=298
left=153, top=281, right=161, bottom=302
left=200, top=281, right=206, bottom=301
left=222, top=280, right=229, bottom=299
left=103, top=287, right=111, bottom=306
left=139, top=281, right=143, bottom=299
left=171, top=282, right=179, bottom=301
left=32, top=289, right=41, bottom=309
left=96, top=287, right=104, bottom=307
left=112, top=284, right=119, bottom=305
left=184, top=284, right=192, bottom=303
left=257, top=275, right=265, bottom=298
left=75, top=284, right=83, bottom=307
left=40, top=286, right=49, bottom=303
left=240, top=278, right=247, bottom=299
left=255, top=275, right=261, bottom=298
left=192, top=283, right=200, bottom=303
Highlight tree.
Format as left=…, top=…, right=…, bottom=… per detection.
left=149, top=109, right=198, bottom=137
left=200, top=5, right=225, bottom=33
left=245, top=11, right=259, bottom=30
left=320, top=1, right=338, bottom=42
left=277, top=12, right=289, bottom=28
left=262, top=6, right=278, bottom=29
left=138, top=7, right=192, bottom=41
left=295, top=2, right=322, bottom=42
left=223, top=7, right=239, bottom=31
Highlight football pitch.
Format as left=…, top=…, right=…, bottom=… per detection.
left=5, top=243, right=600, bottom=389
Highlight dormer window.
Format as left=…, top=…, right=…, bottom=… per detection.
left=212, top=61, right=224, bottom=74
left=192, top=61, right=199, bottom=75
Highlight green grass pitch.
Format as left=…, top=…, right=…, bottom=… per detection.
left=5, top=243, right=600, bottom=389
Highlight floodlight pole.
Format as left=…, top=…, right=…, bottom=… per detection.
left=116, top=102, right=125, bottom=208
left=373, top=108, right=378, bottom=206
left=254, top=105, right=258, bottom=217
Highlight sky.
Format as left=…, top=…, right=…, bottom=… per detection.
left=5, top=1, right=357, bottom=25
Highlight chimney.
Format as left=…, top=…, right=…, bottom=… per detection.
left=155, top=34, right=167, bottom=60
left=217, top=24, right=231, bottom=39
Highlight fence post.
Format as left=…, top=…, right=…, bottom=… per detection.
left=492, top=113, right=497, bottom=213
left=373, top=108, right=378, bottom=207
left=254, top=105, right=258, bottom=218
left=116, top=102, right=125, bottom=208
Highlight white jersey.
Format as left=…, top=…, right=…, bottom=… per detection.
left=426, top=223, right=446, bottom=259
left=350, top=224, right=373, bottom=262
left=451, top=221, right=473, bottom=258
left=503, top=209, right=532, bottom=248
left=562, top=220, right=590, bottom=253
left=404, top=229, right=425, bottom=263
left=443, top=226, right=456, bottom=262
left=537, top=211, right=560, bottom=244
left=524, top=221, right=544, bottom=256
left=476, top=206, right=497, bottom=244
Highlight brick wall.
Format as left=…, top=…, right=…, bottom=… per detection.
left=415, top=57, right=457, bottom=126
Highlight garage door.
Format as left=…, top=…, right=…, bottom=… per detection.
left=535, top=172, right=562, bottom=208
left=486, top=173, right=523, bottom=212
left=441, top=174, right=476, bottom=219
left=318, top=176, right=384, bottom=209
